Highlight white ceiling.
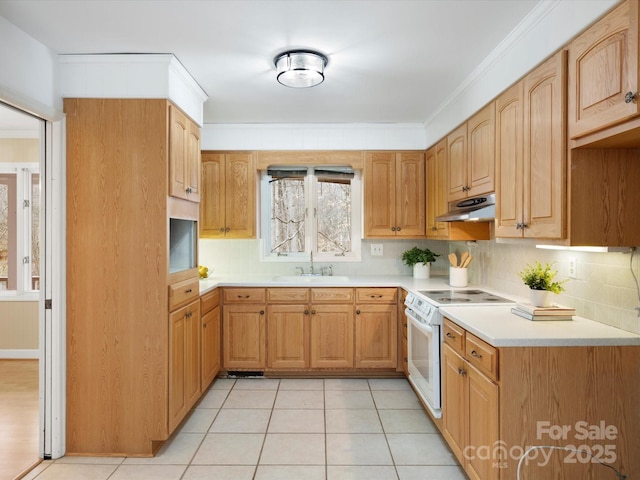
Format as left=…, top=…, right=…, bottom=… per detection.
left=0, top=0, right=540, bottom=125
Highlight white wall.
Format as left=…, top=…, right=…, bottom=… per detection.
left=423, top=0, right=618, bottom=145
left=0, top=16, right=59, bottom=118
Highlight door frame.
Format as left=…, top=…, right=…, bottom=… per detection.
left=40, top=117, right=65, bottom=458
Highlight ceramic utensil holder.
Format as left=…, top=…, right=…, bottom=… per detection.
left=449, top=267, right=468, bottom=287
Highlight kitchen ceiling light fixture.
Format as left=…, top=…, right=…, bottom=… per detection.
left=274, top=50, right=328, bottom=88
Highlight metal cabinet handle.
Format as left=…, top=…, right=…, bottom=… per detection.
left=311, top=309, right=316, bottom=315
left=238, top=295, right=250, bottom=299
left=457, top=367, right=467, bottom=376
left=304, top=310, right=309, bottom=315
left=625, top=91, right=637, bottom=103
left=259, top=310, right=265, bottom=315
left=185, top=288, right=192, bottom=293
left=470, top=350, right=483, bottom=359
left=391, top=227, right=397, bottom=231
left=396, top=227, right=401, bottom=231
left=446, top=332, right=455, bottom=339
left=356, top=309, right=361, bottom=315
left=369, top=294, right=383, bottom=299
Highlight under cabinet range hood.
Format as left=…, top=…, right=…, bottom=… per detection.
left=436, top=193, right=496, bottom=222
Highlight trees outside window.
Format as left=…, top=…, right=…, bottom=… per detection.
left=263, top=167, right=361, bottom=262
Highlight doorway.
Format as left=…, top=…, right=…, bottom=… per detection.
left=0, top=102, right=45, bottom=479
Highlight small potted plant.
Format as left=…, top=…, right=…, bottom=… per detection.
left=518, top=261, right=567, bottom=307
left=402, top=246, right=440, bottom=279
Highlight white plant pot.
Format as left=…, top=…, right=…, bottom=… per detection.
left=413, top=263, right=430, bottom=279
left=529, top=289, right=553, bottom=307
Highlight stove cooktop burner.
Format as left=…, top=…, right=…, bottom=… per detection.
left=417, top=289, right=513, bottom=305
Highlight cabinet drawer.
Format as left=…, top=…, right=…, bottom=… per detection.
left=267, top=288, right=310, bottom=303
left=465, top=333, right=498, bottom=380
left=200, top=288, right=220, bottom=315
left=356, top=287, right=398, bottom=303
left=169, top=277, right=200, bottom=311
left=223, top=288, right=267, bottom=304
left=311, top=288, right=354, bottom=303
left=443, top=318, right=465, bottom=355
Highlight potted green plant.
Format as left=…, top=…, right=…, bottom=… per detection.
left=402, top=246, right=440, bottom=279
left=518, top=261, right=567, bottom=307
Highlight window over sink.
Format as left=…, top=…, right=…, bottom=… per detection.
left=260, top=166, right=362, bottom=262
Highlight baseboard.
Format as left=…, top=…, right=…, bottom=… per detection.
left=0, top=349, right=39, bottom=359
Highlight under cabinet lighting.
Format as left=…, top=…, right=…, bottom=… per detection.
left=535, top=245, right=632, bottom=253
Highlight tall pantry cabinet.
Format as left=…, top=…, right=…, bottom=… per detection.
left=65, top=98, right=201, bottom=456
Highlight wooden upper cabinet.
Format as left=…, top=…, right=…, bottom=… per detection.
left=568, top=0, right=640, bottom=139
left=200, top=151, right=256, bottom=238
left=447, top=104, right=495, bottom=203
left=466, top=103, right=495, bottom=198
left=495, top=81, right=525, bottom=238
left=496, top=51, right=566, bottom=240
left=427, top=143, right=452, bottom=239
left=447, top=124, right=467, bottom=202
left=426, top=146, right=438, bottom=237
left=169, top=105, right=201, bottom=202
left=364, top=151, right=425, bottom=238
left=523, top=50, right=567, bottom=239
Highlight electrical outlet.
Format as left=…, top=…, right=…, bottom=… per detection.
left=371, top=244, right=383, bottom=256
left=568, top=256, right=577, bottom=279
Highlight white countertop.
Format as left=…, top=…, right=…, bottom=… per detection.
left=199, top=274, right=640, bottom=348
left=441, top=305, right=640, bottom=347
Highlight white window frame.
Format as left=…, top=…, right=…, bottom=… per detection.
left=0, top=162, right=39, bottom=299
left=260, top=167, right=362, bottom=262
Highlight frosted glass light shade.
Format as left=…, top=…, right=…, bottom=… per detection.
left=275, top=50, right=328, bottom=88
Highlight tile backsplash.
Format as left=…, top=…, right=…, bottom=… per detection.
left=199, top=238, right=640, bottom=334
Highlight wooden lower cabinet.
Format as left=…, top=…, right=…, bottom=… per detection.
left=224, top=287, right=400, bottom=373
left=310, top=304, right=355, bottom=368
left=200, top=289, right=221, bottom=389
left=267, top=304, right=309, bottom=369
left=441, top=316, right=640, bottom=480
left=168, top=299, right=201, bottom=433
left=223, top=305, right=266, bottom=370
left=355, top=288, right=398, bottom=369
left=442, top=343, right=499, bottom=480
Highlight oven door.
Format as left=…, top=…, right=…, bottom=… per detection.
left=406, top=308, right=441, bottom=418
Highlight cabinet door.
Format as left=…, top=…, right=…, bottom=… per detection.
left=169, top=299, right=201, bottom=433
left=186, top=120, right=201, bottom=202
left=442, top=344, right=466, bottom=464
left=364, top=152, right=396, bottom=237
left=201, top=305, right=221, bottom=389
left=395, top=151, right=425, bottom=237
left=355, top=304, right=397, bottom=369
left=169, top=105, right=189, bottom=201
left=310, top=304, right=354, bottom=368
left=568, top=0, right=639, bottom=138
left=225, top=152, right=256, bottom=238
left=467, top=103, right=495, bottom=197
left=223, top=305, right=266, bottom=369
left=466, top=364, right=499, bottom=480
left=426, top=146, right=438, bottom=238
left=267, top=304, right=309, bottom=369
left=434, top=138, right=450, bottom=238
left=200, top=152, right=226, bottom=238
left=447, top=124, right=468, bottom=202
left=523, top=50, right=566, bottom=239
left=495, top=81, right=524, bottom=238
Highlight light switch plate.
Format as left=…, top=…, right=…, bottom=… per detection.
left=371, top=244, right=383, bottom=256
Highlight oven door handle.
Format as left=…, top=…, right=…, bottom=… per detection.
left=406, top=309, right=435, bottom=335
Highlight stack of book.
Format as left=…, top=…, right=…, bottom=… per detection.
left=511, top=302, right=575, bottom=321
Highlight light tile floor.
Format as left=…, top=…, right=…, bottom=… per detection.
left=23, top=378, right=466, bottom=480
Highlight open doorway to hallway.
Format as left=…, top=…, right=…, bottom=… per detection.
left=0, top=102, right=44, bottom=479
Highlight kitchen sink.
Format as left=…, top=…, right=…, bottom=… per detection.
left=272, top=275, right=350, bottom=283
